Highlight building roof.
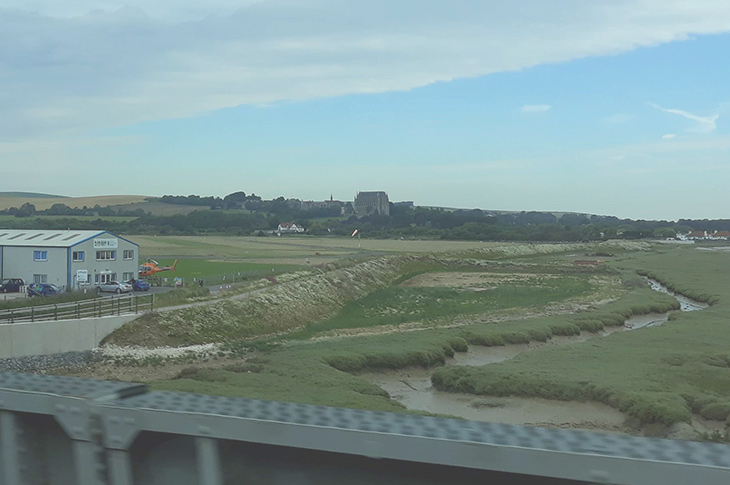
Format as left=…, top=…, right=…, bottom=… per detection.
left=0, top=230, right=129, bottom=248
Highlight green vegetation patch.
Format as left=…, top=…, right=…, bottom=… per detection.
left=290, top=275, right=593, bottom=339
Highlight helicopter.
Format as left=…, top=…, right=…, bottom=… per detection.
left=138, top=259, right=178, bottom=278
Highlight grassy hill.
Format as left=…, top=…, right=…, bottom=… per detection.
left=0, top=194, right=149, bottom=211
left=0, top=192, right=67, bottom=198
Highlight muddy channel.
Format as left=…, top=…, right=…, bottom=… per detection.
left=358, top=279, right=707, bottom=433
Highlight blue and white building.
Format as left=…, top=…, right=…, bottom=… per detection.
left=0, top=230, right=139, bottom=290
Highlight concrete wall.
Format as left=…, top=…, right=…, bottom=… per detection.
left=0, top=314, right=138, bottom=359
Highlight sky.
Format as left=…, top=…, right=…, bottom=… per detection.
left=1, top=1, right=729, bottom=220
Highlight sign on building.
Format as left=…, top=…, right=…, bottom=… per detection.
left=76, top=269, right=88, bottom=283
left=94, top=238, right=118, bottom=249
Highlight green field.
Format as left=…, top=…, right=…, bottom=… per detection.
left=84, top=241, right=730, bottom=436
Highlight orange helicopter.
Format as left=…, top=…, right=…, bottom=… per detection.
left=138, top=259, right=178, bottom=278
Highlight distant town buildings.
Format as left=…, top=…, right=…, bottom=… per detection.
left=682, top=230, right=730, bottom=241
left=354, top=191, right=390, bottom=217
left=300, top=195, right=342, bottom=212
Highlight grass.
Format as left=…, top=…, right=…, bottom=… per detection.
left=150, top=283, right=677, bottom=414
left=428, top=247, right=730, bottom=426
left=144, top=257, right=304, bottom=283
left=104, top=255, right=435, bottom=347
left=286, top=274, right=594, bottom=339
left=0, top=290, right=99, bottom=311
left=153, top=285, right=212, bottom=308
left=108, top=241, right=726, bottom=429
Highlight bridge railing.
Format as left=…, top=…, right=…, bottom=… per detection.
left=0, top=294, right=154, bottom=324
left=0, top=372, right=729, bottom=485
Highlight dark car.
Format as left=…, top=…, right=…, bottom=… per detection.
left=0, top=278, right=24, bottom=293
left=27, top=283, right=60, bottom=297
left=126, top=279, right=151, bottom=291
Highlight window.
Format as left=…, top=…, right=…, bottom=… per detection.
left=96, top=250, right=116, bottom=261
left=123, top=272, right=134, bottom=281
left=33, top=250, right=48, bottom=262
left=73, top=251, right=85, bottom=262
left=33, top=274, right=48, bottom=284
left=97, top=274, right=112, bottom=284
left=123, top=249, right=134, bottom=260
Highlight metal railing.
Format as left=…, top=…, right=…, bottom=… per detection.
left=0, top=372, right=729, bottom=485
left=0, top=294, right=154, bottom=324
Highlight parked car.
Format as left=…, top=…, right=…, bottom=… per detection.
left=126, top=279, right=151, bottom=291
left=0, top=278, right=24, bottom=293
left=97, top=281, right=133, bottom=294
left=27, top=283, right=60, bottom=297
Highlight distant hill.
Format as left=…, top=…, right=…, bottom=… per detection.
left=0, top=195, right=149, bottom=211
left=0, top=192, right=67, bottom=198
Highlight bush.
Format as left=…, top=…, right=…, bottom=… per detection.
left=700, top=402, right=730, bottom=421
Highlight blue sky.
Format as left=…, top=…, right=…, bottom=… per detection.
left=1, top=1, right=729, bottom=220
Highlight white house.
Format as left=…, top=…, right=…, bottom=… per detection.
left=277, top=223, right=305, bottom=234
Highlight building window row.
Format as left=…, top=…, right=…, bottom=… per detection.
left=94, top=273, right=117, bottom=284
left=96, top=250, right=116, bottom=261
left=29, top=249, right=132, bottom=262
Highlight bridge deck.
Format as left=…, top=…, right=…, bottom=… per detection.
left=1, top=372, right=729, bottom=485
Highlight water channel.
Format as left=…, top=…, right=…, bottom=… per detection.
left=358, top=278, right=707, bottom=429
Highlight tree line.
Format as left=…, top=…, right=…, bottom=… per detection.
left=0, top=193, right=724, bottom=242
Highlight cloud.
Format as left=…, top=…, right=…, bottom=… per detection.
left=650, top=103, right=720, bottom=133
left=662, top=133, right=677, bottom=139
left=520, top=104, right=552, bottom=113
left=3, top=1, right=730, bottom=141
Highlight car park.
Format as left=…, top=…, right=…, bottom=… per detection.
left=27, top=283, right=60, bottom=297
left=97, top=281, right=133, bottom=294
left=126, top=279, right=151, bottom=291
left=0, top=278, right=24, bottom=293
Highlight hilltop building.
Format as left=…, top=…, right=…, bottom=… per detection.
left=300, top=195, right=342, bottom=212
left=0, top=230, right=139, bottom=290
left=354, top=191, right=390, bottom=217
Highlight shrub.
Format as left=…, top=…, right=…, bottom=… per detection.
left=700, top=402, right=730, bottom=421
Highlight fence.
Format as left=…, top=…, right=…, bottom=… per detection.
left=0, top=294, right=154, bottom=324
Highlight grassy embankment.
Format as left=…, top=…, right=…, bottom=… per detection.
left=106, top=241, right=625, bottom=347
left=432, top=247, right=730, bottom=427
left=114, top=242, right=677, bottom=417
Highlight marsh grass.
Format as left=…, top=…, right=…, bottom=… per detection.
left=430, top=248, right=730, bottom=426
